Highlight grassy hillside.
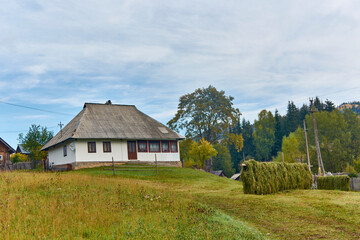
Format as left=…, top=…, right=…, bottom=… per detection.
left=0, top=169, right=264, bottom=240
left=1, top=166, right=360, bottom=239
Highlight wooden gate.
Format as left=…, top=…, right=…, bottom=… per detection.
left=127, top=141, right=137, bottom=160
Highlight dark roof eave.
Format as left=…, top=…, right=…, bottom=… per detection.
left=42, top=136, right=184, bottom=150
left=41, top=137, right=74, bottom=151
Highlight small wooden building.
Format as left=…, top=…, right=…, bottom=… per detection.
left=16, top=144, right=30, bottom=156
left=0, top=137, right=15, bottom=165
left=210, top=170, right=227, bottom=178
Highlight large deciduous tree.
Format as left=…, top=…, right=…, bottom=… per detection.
left=18, top=124, right=53, bottom=168
left=168, top=85, right=241, bottom=144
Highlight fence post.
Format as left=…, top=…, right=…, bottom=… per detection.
left=112, top=157, right=115, bottom=176
left=155, top=154, right=158, bottom=175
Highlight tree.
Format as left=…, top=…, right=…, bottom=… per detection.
left=168, top=85, right=241, bottom=144
left=274, top=127, right=305, bottom=163
left=240, top=118, right=256, bottom=160
left=299, top=104, right=310, bottom=122
left=212, top=144, right=235, bottom=177
left=314, top=97, right=325, bottom=111
left=188, top=138, right=217, bottom=169
left=306, top=110, right=351, bottom=173
left=273, top=110, right=284, bottom=156
left=253, top=110, right=276, bottom=161
left=324, top=99, right=336, bottom=112
left=285, top=101, right=300, bottom=136
left=18, top=124, right=53, bottom=168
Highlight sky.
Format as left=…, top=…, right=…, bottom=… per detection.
left=1, top=0, right=360, bottom=148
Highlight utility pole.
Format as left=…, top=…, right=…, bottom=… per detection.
left=58, top=122, right=64, bottom=137
left=303, top=120, right=311, bottom=171
left=310, top=99, right=325, bottom=176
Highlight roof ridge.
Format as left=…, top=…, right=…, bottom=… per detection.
left=84, top=102, right=136, bottom=107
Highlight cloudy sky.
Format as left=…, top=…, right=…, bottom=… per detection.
left=1, top=0, right=360, bottom=147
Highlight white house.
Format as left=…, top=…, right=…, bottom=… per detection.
left=41, top=102, right=184, bottom=170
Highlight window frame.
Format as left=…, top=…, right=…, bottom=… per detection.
left=63, top=145, right=67, bottom=157
left=88, top=142, right=96, bottom=153
left=170, top=141, right=178, bottom=153
left=161, top=141, right=170, bottom=152
left=138, top=140, right=148, bottom=152
left=103, top=141, right=111, bottom=153
left=149, top=140, right=161, bottom=153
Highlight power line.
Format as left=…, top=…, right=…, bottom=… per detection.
left=0, top=126, right=58, bottom=134
left=0, top=100, right=73, bottom=116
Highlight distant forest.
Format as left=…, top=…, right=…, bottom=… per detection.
left=170, top=86, right=360, bottom=176
left=228, top=97, right=360, bottom=174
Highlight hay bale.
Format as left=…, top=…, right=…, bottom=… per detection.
left=240, top=160, right=313, bottom=195
left=317, top=175, right=350, bottom=191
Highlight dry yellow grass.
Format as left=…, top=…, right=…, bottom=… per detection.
left=0, top=171, right=265, bottom=239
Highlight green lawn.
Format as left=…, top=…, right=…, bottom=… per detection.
left=78, top=165, right=360, bottom=239
left=1, top=166, right=360, bottom=239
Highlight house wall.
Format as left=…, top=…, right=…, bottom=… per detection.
left=0, top=142, right=11, bottom=163
left=48, top=140, right=76, bottom=166
left=75, top=139, right=127, bottom=162
left=49, top=139, right=180, bottom=166
left=75, top=139, right=180, bottom=162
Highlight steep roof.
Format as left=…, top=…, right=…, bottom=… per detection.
left=16, top=144, right=30, bottom=154
left=42, top=103, right=184, bottom=150
left=0, top=137, right=15, bottom=153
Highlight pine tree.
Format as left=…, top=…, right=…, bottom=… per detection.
left=285, top=101, right=300, bottom=136
left=272, top=110, right=283, bottom=156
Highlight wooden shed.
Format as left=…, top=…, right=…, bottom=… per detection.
left=0, top=137, right=15, bottom=168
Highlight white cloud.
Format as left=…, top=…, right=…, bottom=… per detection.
left=1, top=0, right=360, bottom=127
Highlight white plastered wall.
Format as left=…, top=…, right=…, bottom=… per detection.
left=75, top=139, right=180, bottom=162
left=49, top=139, right=180, bottom=164
left=75, top=139, right=127, bottom=162
left=48, top=140, right=76, bottom=166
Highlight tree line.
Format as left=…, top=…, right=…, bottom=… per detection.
left=169, top=85, right=360, bottom=176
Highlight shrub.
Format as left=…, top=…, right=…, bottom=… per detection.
left=10, top=153, right=29, bottom=163
left=348, top=172, right=358, bottom=178
left=317, top=175, right=350, bottom=191
left=240, top=160, right=313, bottom=195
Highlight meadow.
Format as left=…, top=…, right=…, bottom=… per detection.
left=1, top=166, right=360, bottom=239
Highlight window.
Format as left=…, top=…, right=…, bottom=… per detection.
left=161, top=141, right=169, bottom=152
left=149, top=141, right=160, bottom=152
left=103, top=141, right=111, bottom=152
left=138, top=140, right=148, bottom=152
left=88, top=142, right=96, bottom=153
left=63, top=145, right=67, bottom=157
left=170, top=141, right=178, bottom=152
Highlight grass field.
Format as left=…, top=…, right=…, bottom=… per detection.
left=1, top=165, right=360, bottom=239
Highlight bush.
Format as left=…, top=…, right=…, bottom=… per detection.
left=317, top=175, right=350, bottom=191
left=348, top=172, right=358, bottom=178
left=10, top=153, right=29, bottom=163
left=240, top=160, right=313, bottom=195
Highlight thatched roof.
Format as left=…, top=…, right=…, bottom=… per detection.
left=42, top=103, right=184, bottom=150
left=0, top=137, right=15, bottom=153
